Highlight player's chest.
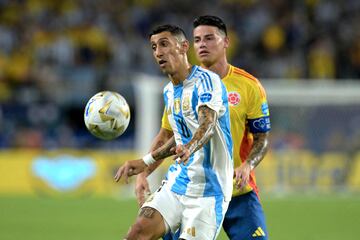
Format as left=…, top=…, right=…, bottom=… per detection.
left=223, top=84, right=247, bottom=118
left=167, top=89, right=195, bottom=117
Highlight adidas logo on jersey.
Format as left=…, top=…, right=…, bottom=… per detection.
left=252, top=227, right=266, bottom=237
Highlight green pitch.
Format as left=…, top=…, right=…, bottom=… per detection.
left=0, top=195, right=360, bottom=240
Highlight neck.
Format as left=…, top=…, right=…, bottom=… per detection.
left=204, top=57, right=229, bottom=79
left=169, top=59, right=192, bottom=85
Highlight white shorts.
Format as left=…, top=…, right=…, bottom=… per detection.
left=142, top=181, right=229, bottom=240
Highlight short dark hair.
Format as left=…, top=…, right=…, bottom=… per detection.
left=148, top=24, right=187, bottom=42
left=193, top=15, right=227, bottom=36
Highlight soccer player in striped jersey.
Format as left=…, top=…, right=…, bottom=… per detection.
left=114, top=24, right=233, bottom=240
left=136, top=16, right=271, bottom=240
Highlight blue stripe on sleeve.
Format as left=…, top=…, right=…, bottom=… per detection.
left=203, top=74, right=211, bottom=91
left=204, top=72, right=213, bottom=91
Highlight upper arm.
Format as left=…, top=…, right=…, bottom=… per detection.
left=149, top=127, right=174, bottom=152
left=246, top=82, right=271, bottom=133
left=159, top=127, right=174, bottom=140
left=196, top=71, right=226, bottom=117
left=198, top=105, right=217, bottom=126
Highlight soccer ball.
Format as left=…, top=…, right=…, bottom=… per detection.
left=84, top=91, right=130, bottom=140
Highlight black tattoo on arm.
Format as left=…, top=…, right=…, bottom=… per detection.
left=185, top=106, right=217, bottom=154
left=145, top=137, right=165, bottom=176
left=145, top=129, right=174, bottom=176
left=246, top=132, right=269, bottom=169
left=143, top=139, right=165, bottom=176
left=139, top=207, right=155, bottom=218
left=152, top=136, right=176, bottom=161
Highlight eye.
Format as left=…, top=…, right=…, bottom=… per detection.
left=194, top=38, right=200, bottom=43
left=206, top=35, right=214, bottom=41
left=151, top=45, right=156, bottom=51
left=160, top=40, right=168, bottom=47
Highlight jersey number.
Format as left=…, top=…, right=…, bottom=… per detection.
left=177, top=119, right=191, bottom=138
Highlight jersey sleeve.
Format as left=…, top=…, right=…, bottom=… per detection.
left=161, top=107, right=172, bottom=131
left=247, top=81, right=271, bottom=133
left=196, top=72, right=225, bottom=116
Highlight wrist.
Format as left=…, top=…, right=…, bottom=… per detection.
left=142, top=153, right=156, bottom=166
left=246, top=160, right=255, bottom=170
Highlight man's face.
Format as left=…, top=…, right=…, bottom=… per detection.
left=150, top=31, right=183, bottom=75
left=193, top=25, right=228, bottom=66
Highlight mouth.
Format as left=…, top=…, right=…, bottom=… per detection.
left=198, top=50, right=210, bottom=57
left=158, top=60, right=167, bottom=67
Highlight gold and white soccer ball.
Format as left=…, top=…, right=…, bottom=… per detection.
left=84, top=91, right=130, bottom=140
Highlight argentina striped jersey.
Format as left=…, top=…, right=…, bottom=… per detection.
left=163, top=65, right=233, bottom=201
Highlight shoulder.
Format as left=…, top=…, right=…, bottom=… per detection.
left=195, top=66, right=221, bottom=82
left=228, top=65, right=266, bottom=95
left=231, top=66, right=261, bottom=85
left=163, top=82, right=173, bottom=93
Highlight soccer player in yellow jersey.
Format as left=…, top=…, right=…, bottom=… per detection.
left=136, top=16, right=271, bottom=239
left=191, top=16, right=270, bottom=240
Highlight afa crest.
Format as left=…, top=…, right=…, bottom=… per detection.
left=174, top=98, right=181, bottom=114
left=182, top=96, right=190, bottom=111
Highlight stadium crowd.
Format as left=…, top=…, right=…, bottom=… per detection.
left=0, top=0, right=359, bottom=148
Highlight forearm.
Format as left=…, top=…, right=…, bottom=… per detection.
left=142, top=137, right=166, bottom=177
left=151, top=136, right=176, bottom=161
left=141, top=128, right=174, bottom=176
left=246, top=132, right=270, bottom=169
left=185, top=106, right=216, bottom=155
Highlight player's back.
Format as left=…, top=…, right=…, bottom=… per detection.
left=162, top=65, right=233, bottom=201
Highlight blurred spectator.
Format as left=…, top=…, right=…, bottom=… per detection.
left=0, top=0, right=359, bottom=148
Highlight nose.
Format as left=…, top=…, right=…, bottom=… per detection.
left=197, top=39, right=206, bottom=49
left=155, top=48, right=163, bottom=58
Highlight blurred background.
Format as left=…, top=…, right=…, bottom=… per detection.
left=1, top=0, right=360, bottom=239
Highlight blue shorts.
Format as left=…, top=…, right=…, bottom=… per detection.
left=223, top=191, right=268, bottom=240
left=163, top=191, right=268, bottom=240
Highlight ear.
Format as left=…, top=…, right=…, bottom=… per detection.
left=179, top=40, right=190, bottom=54
left=224, top=36, right=229, bottom=49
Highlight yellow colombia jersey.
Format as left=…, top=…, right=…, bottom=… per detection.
left=161, top=65, right=271, bottom=197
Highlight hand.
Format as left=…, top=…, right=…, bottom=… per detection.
left=114, top=159, right=147, bottom=184
left=173, top=144, right=191, bottom=164
left=234, top=161, right=252, bottom=190
left=135, top=172, right=151, bottom=207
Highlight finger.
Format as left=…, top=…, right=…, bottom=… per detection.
left=128, top=168, right=134, bottom=176
left=181, top=155, right=190, bottom=165
left=123, top=166, right=130, bottom=184
left=181, top=151, right=190, bottom=161
left=235, top=173, right=242, bottom=188
left=170, top=146, right=176, bottom=153
left=137, top=193, right=145, bottom=207
left=135, top=185, right=145, bottom=205
left=114, top=167, right=123, bottom=182
left=240, top=176, right=248, bottom=189
left=143, top=181, right=150, bottom=193
left=114, top=171, right=119, bottom=181
left=175, top=145, right=183, bottom=154
left=174, top=151, right=185, bottom=161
